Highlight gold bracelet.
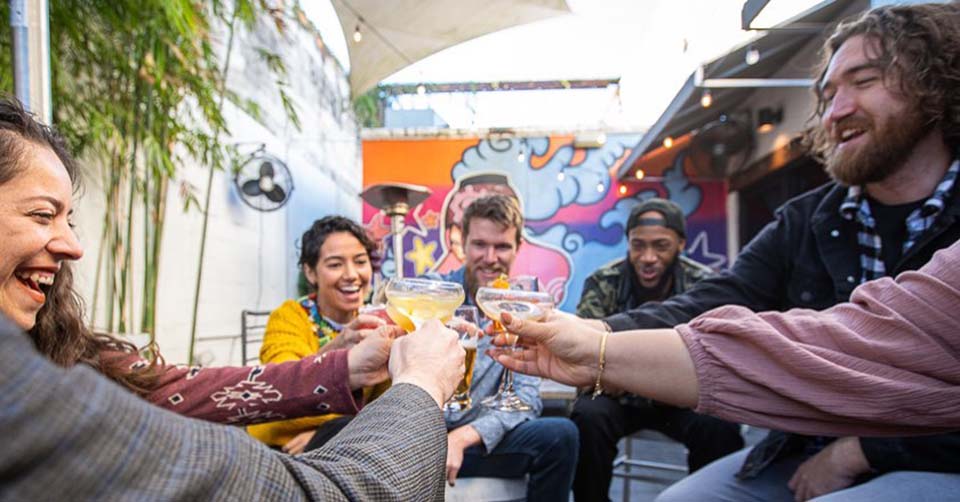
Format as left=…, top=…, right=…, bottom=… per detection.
left=591, top=330, right=609, bottom=399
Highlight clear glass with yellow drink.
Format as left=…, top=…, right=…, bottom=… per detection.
left=475, top=285, right=554, bottom=412
left=444, top=306, right=481, bottom=412
left=384, top=278, right=465, bottom=331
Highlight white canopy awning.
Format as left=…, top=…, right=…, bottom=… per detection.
left=332, top=0, right=571, bottom=97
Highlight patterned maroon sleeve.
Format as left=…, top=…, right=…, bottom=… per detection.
left=134, top=349, right=361, bottom=425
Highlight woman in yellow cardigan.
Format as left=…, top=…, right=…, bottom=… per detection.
left=248, top=216, right=397, bottom=453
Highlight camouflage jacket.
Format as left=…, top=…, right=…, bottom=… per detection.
left=577, top=255, right=714, bottom=319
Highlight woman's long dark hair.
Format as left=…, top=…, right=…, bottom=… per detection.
left=0, top=96, right=161, bottom=395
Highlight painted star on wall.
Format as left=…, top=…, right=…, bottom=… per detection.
left=405, top=237, right=438, bottom=276
left=685, top=231, right=728, bottom=269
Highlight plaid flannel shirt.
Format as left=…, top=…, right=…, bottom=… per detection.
left=840, top=159, right=959, bottom=282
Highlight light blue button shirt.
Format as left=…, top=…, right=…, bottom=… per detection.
left=423, top=267, right=542, bottom=452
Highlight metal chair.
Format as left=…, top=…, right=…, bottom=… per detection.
left=240, top=309, right=271, bottom=365
left=612, top=430, right=688, bottom=502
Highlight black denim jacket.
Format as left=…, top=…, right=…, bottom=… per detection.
left=605, top=180, right=960, bottom=477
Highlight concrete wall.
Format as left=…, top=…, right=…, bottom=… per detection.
left=72, top=12, right=360, bottom=365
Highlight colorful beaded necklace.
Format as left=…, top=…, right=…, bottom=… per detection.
left=298, top=293, right=342, bottom=348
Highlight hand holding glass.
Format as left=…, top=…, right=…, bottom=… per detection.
left=476, top=286, right=554, bottom=411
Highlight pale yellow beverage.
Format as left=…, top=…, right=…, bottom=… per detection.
left=449, top=339, right=478, bottom=409
left=477, top=299, right=551, bottom=345
left=387, top=292, right=465, bottom=330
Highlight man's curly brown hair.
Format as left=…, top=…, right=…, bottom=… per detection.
left=808, top=2, right=960, bottom=159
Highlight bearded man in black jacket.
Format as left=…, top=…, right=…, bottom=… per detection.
left=592, top=4, right=960, bottom=502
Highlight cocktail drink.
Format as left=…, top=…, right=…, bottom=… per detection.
left=475, top=286, right=554, bottom=412
left=384, top=278, right=465, bottom=331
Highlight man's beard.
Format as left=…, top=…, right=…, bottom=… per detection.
left=466, top=263, right=507, bottom=300
left=824, top=109, right=932, bottom=186
left=635, top=258, right=678, bottom=303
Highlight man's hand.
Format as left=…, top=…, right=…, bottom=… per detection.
left=389, top=320, right=464, bottom=406
left=490, top=310, right=606, bottom=387
left=445, top=426, right=481, bottom=486
left=281, top=430, right=316, bottom=455
left=788, top=437, right=871, bottom=501
left=346, top=325, right=405, bottom=389
left=321, top=314, right=386, bottom=352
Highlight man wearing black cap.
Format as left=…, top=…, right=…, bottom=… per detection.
left=570, top=198, right=744, bottom=501
left=578, top=198, right=713, bottom=317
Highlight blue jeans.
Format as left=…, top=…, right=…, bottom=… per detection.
left=656, top=447, right=960, bottom=502
left=458, top=417, right=579, bottom=502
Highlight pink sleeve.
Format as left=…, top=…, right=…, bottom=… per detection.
left=142, top=349, right=361, bottom=425
left=678, top=240, right=960, bottom=437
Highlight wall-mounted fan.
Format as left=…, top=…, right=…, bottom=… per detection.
left=689, top=116, right=753, bottom=177
left=234, top=150, right=294, bottom=212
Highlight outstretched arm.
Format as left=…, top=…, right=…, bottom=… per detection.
left=496, top=240, right=960, bottom=436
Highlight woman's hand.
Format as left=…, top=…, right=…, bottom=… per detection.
left=321, top=314, right=386, bottom=352
left=346, top=324, right=405, bottom=389
left=490, top=311, right=605, bottom=387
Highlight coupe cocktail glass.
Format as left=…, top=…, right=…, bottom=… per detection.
left=384, top=278, right=465, bottom=331
left=476, top=286, right=553, bottom=412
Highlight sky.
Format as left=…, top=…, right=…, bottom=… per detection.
left=304, top=0, right=823, bottom=130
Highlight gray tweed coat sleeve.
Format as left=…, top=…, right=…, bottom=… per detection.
left=0, top=318, right=446, bottom=501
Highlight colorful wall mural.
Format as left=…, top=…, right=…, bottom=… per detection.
left=362, top=133, right=729, bottom=312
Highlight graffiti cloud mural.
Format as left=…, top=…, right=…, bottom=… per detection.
left=362, top=133, right=728, bottom=312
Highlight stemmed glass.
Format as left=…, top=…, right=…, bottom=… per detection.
left=476, top=279, right=553, bottom=412
left=384, top=277, right=465, bottom=331
left=443, top=306, right=481, bottom=413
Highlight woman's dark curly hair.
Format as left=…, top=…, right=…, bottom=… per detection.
left=298, top=215, right=378, bottom=279
left=808, top=2, right=960, bottom=158
left=0, top=96, right=161, bottom=395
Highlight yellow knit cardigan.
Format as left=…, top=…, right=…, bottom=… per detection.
left=246, top=299, right=389, bottom=447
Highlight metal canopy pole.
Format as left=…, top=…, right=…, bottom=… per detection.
left=9, top=0, right=51, bottom=122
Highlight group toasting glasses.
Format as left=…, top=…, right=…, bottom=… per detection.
left=378, top=276, right=553, bottom=413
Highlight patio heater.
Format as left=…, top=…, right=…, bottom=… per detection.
left=360, top=182, right=431, bottom=278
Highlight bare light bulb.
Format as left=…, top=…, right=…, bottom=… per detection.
left=596, top=182, right=605, bottom=193
left=745, top=47, right=760, bottom=65
left=557, top=171, right=566, bottom=181
left=416, top=84, right=426, bottom=96
left=353, top=25, right=363, bottom=43
left=618, top=185, right=627, bottom=195
left=700, top=90, right=713, bottom=108
left=635, top=170, right=645, bottom=180
left=663, top=137, right=674, bottom=149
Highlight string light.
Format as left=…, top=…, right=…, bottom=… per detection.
left=557, top=171, right=566, bottom=181
left=634, top=170, right=645, bottom=180
left=416, top=84, right=426, bottom=96
left=353, top=24, right=363, bottom=43
left=700, top=89, right=713, bottom=108
left=745, top=46, right=760, bottom=65
left=618, top=184, right=627, bottom=195
left=596, top=182, right=605, bottom=193
left=663, top=137, right=674, bottom=149
left=517, top=145, right=525, bottom=163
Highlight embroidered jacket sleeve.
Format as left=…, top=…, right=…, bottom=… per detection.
left=248, top=299, right=360, bottom=446
left=130, top=349, right=360, bottom=425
